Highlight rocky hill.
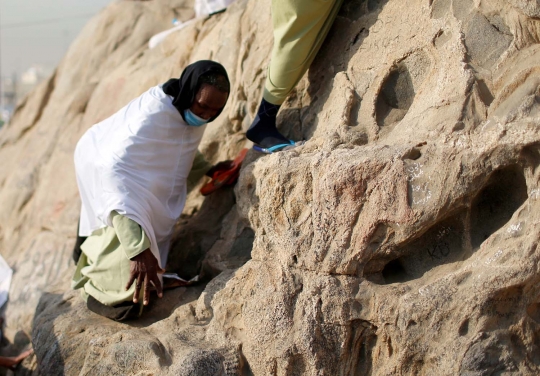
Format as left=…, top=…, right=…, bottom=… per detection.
left=1, top=0, right=540, bottom=374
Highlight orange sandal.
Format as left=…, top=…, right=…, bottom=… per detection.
left=200, top=148, right=248, bottom=196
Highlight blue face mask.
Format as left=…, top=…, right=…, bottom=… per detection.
left=184, top=109, right=209, bottom=127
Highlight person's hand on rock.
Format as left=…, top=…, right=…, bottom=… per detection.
left=0, top=348, right=34, bottom=370
left=125, top=248, right=164, bottom=305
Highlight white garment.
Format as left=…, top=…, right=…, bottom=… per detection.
left=149, top=0, right=236, bottom=49
left=74, top=85, right=206, bottom=267
left=194, top=0, right=235, bottom=17
left=0, top=254, right=12, bottom=309
left=149, top=19, right=195, bottom=50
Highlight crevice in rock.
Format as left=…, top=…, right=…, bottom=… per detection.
left=238, top=344, right=254, bottom=376
left=470, top=165, right=528, bottom=249
left=341, top=319, right=377, bottom=376
left=458, top=84, right=487, bottom=131
left=30, top=70, right=57, bottom=130
left=347, top=91, right=362, bottom=127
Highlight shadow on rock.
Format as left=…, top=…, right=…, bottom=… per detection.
left=168, top=186, right=237, bottom=280
left=31, top=292, right=68, bottom=375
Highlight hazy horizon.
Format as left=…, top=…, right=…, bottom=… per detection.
left=0, top=0, right=112, bottom=77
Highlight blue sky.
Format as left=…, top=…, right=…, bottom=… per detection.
left=0, top=0, right=112, bottom=76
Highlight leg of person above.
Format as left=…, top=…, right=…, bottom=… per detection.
left=72, top=212, right=154, bottom=321
left=247, top=0, right=344, bottom=152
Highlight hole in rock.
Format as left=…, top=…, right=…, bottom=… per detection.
left=381, top=259, right=408, bottom=284
left=376, top=51, right=431, bottom=128
left=366, top=212, right=469, bottom=284
left=376, top=65, right=414, bottom=127
left=403, top=148, right=422, bottom=160
left=470, top=165, right=528, bottom=249
left=459, top=318, right=470, bottom=336
left=476, top=79, right=494, bottom=107
left=452, top=121, right=466, bottom=132
left=347, top=92, right=362, bottom=127
left=407, top=320, right=417, bottom=328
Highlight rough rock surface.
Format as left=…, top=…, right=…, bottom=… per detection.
left=0, top=0, right=540, bottom=374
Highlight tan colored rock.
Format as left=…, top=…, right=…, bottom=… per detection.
left=1, top=0, right=540, bottom=374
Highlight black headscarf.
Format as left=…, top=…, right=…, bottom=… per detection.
left=162, top=60, right=230, bottom=122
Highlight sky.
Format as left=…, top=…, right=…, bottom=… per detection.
left=0, top=0, right=112, bottom=77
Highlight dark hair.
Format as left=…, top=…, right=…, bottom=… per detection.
left=198, top=73, right=230, bottom=93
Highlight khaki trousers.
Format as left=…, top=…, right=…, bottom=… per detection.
left=263, top=0, right=344, bottom=105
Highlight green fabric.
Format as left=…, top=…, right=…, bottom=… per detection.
left=187, top=150, right=212, bottom=191
left=71, top=212, right=150, bottom=306
left=263, top=0, right=344, bottom=105
left=112, top=211, right=151, bottom=259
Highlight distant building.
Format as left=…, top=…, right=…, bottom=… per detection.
left=0, top=65, right=51, bottom=126
left=20, top=65, right=51, bottom=97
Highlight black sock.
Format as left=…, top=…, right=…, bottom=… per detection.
left=246, top=98, right=290, bottom=148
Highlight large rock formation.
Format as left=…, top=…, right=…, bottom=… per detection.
left=1, top=0, right=540, bottom=374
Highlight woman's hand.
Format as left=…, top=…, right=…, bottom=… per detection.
left=125, top=249, right=165, bottom=305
